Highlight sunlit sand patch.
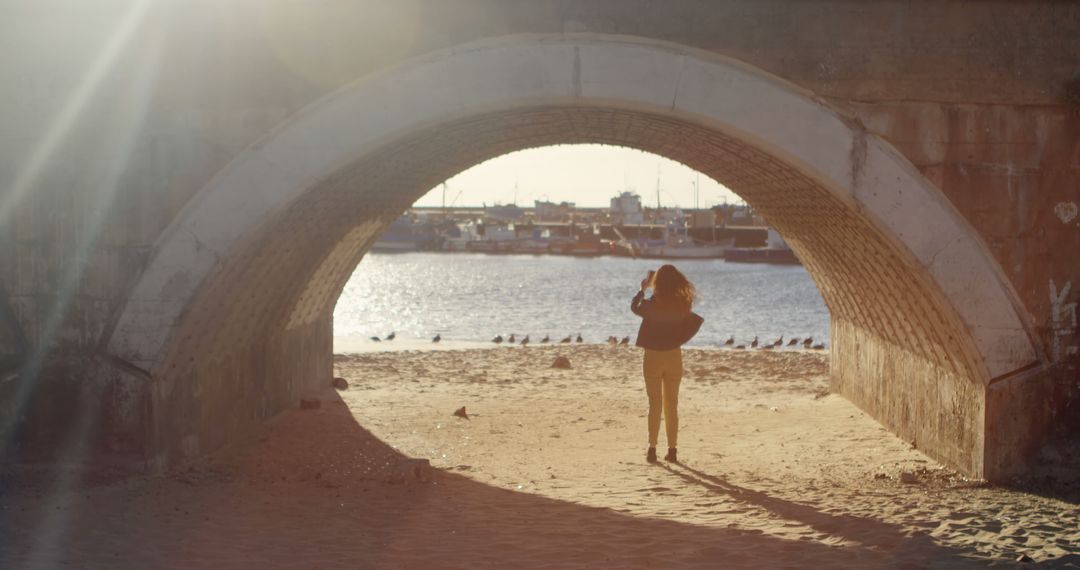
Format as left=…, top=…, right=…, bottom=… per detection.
left=337, top=345, right=1079, bottom=564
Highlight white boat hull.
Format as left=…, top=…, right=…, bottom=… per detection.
left=371, top=240, right=422, bottom=252
left=639, top=245, right=727, bottom=259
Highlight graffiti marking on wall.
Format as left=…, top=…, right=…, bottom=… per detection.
left=1054, top=201, right=1078, bottom=224
left=1049, top=280, right=1078, bottom=362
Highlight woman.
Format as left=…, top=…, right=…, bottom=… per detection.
left=631, top=264, right=703, bottom=463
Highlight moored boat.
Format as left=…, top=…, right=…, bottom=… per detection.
left=638, top=239, right=730, bottom=259
left=724, top=228, right=800, bottom=264
left=511, top=238, right=551, bottom=254
left=372, top=216, right=438, bottom=251
left=629, top=214, right=731, bottom=259
left=724, top=247, right=799, bottom=264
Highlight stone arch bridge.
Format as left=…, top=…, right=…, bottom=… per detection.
left=1, top=1, right=1077, bottom=481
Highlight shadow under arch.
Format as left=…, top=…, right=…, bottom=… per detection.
left=103, top=35, right=1040, bottom=479
left=0, top=389, right=996, bottom=568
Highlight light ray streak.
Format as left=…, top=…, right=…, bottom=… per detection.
left=1, top=2, right=162, bottom=565
left=0, top=0, right=152, bottom=227
left=1, top=0, right=156, bottom=443
left=19, top=31, right=163, bottom=570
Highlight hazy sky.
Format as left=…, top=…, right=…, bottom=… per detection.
left=414, top=144, right=743, bottom=209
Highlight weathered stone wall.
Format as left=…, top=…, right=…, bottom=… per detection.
left=0, top=354, right=148, bottom=467
left=983, top=366, right=1060, bottom=481
left=839, top=101, right=1080, bottom=376
left=841, top=100, right=1080, bottom=476
left=831, top=318, right=986, bottom=477
left=148, top=315, right=332, bottom=470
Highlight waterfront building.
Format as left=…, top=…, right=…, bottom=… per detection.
left=484, top=203, right=526, bottom=222
left=609, top=191, right=644, bottom=224
left=534, top=200, right=576, bottom=222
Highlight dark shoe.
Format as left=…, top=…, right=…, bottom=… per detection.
left=664, top=448, right=678, bottom=462
left=646, top=447, right=658, bottom=463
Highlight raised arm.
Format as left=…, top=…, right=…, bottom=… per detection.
left=631, top=290, right=648, bottom=317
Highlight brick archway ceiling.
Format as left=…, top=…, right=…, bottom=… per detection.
left=159, top=107, right=984, bottom=386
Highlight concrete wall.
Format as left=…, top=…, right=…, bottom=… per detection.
left=1, top=0, right=1077, bottom=477
left=148, top=316, right=332, bottom=470
left=831, top=318, right=986, bottom=476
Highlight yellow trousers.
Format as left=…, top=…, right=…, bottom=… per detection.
left=643, top=348, right=682, bottom=448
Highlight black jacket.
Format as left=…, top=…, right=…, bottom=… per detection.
left=631, top=290, right=704, bottom=351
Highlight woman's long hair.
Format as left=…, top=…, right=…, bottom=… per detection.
left=651, top=264, right=695, bottom=312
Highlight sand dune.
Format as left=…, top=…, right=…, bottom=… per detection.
left=1, top=346, right=1076, bottom=568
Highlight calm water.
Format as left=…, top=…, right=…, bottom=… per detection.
left=334, top=253, right=830, bottom=349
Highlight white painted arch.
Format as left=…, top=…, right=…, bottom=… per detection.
left=106, top=34, right=1038, bottom=381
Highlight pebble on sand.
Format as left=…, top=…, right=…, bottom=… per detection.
left=551, top=356, right=572, bottom=369
left=453, top=406, right=470, bottom=420
left=331, top=377, right=349, bottom=390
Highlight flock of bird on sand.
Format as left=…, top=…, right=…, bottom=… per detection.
left=723, top=335, right=827, bottom=350
left=368, top=331, right=826, bottom=350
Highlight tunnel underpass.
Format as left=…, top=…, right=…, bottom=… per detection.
left=105, top=35, right=1038, bottom=479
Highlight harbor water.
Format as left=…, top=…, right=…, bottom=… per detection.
left=334, top=253, right=830, bottom=351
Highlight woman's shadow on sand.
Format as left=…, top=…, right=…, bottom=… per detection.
left=656, top=461, right=1080, bottom=568
left=657, top=461, right=948, bottom=564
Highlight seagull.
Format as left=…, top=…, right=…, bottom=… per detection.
left=812, top=343, right=826, bottom=350
left=575, top=333, right=583, bottom=343
left=560, top=335, right=572, bottom=343
left=541, top=335, right=550, bottom=343
left=385, top=332, right=395, bottom=341
left=761, top=344, right=774, bottom=350
left=432, top=334, right=441, bottom=343
left=803, top=337, right=813, bottom=348
left=787, top=338, right=799, bottom=346
left=520, top=335, right=530, bottom=346
left=620, top=336, right=630, bottom=346
left=772, top=335, right=783, bottom=348
left=493, top=335, right=504, bottom=344
left=370, top=336, right=381, bottom=342
left=734, top=344, right=746, bottom=350
left=508, top=333, right=516, bottom=343
left=607, top=336, right=617, bottom=346
left=724, top=336, right=734, bottom=346
left=750, top=336, right=759, bottom=348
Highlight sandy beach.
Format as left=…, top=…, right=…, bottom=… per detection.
left=1, top=345, right=1077, bottom=568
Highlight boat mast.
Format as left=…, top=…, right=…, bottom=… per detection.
left=655, top=165, right=661, bottom=210
left=694, top=174, right=700, bottom=210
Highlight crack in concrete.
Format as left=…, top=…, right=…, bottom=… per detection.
left=848, top=119, right=868, bottom=190
left=184, top=225, right=221, bottom=265
left=670, top=54, right=686, bottom=111
left=95, top=351, right=152, bottom=381
left=927, top=235, right=963, bottom=268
